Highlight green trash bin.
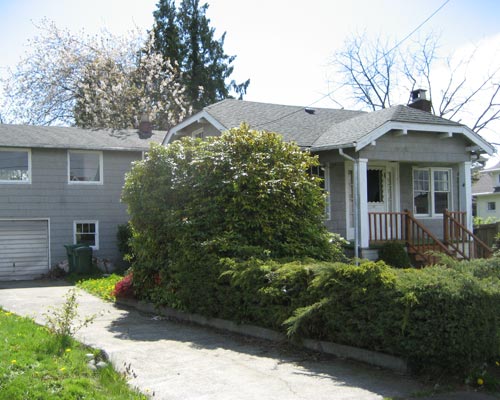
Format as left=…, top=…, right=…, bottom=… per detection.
left=64, top=244, right=92, bottom=273
left=64, top=244, right=80, bottom=273
left=74, top=246, right=93, bottom=274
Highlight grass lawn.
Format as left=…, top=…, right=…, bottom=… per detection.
left=0, top=308, right=146, bottom=399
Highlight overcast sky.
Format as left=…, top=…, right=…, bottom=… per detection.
left=1, top=0, right=500, bottom=149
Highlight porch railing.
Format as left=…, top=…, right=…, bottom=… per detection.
left=369, top=210, right=453, bottom=265
left=369, top=210, right=492, bottom=264
left=443, top=209, right=493, bottom=259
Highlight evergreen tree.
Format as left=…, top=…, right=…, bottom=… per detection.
left=152, top=0, right=249, bottom=111
left=152, top=0, right=183, bottom=68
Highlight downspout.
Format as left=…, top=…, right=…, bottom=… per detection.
left=339, top=148, right=359, bottom=263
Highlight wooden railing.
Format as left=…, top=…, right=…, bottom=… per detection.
left=369, top=210, right=454, bottom=265
left=369, top=209, right=493, bottom=264
left=404, top=210, right=454, bottom=265
left=443, top=209, right=492, bottom=259
left=368, top=211, right=406, bottom=242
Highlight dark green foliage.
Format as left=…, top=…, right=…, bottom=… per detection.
left=283, top=261, right=500, bottom=373
left=394, top=266, right=500, bottom=372
left=284, top=261, right=403, bottom=352
left=220, top=258, right=317, bottom=329
left=152, top=0, right=250, bottom=110
left=116, top=223, right=133, bottom=261
left=377, top=241, right=411, bottom=268
left=122, top=124, right=342, bottom=312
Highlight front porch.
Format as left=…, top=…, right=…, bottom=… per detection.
left=368, top=210, right=492, bottom=264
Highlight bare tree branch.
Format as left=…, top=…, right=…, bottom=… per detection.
left=329, top=32, right=500, bottom=135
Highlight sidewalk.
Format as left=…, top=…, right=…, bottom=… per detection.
left=0, top=280, right=497, bottom=400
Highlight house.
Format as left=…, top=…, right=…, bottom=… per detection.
left=0, top=123, right=163, bottom=280
left=165, top=91, right=495, bottom=261
left=472, top=160, right=500, bottom=221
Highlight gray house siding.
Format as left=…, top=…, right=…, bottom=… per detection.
left=324, top=162, right=347, bottom=238
left=0, top=148, right=140, bottom=269
left=359, top=131, right=470, bottom=163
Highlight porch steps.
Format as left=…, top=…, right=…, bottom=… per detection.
left=407, top=244, right=459, bottom=267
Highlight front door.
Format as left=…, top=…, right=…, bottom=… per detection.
left=345, top=162, right=399, bottom=241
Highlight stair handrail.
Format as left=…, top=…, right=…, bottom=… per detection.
left=404, top=210, right=454, bottom=265
left=443, top=209, right=492, bottom=259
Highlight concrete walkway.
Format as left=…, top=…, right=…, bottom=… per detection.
left=0, top=280, right=496, bottom=400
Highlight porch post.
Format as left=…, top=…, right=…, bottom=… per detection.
left=459, top=161, right=472, bottom=231
left=357, top=158, right=369, bottom=248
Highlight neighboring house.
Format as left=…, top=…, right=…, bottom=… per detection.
left=472, top=160, right=500, bottom=221
left=0, top=123, right=163, bottom=280
left=165, top=90, right=495, bottom=261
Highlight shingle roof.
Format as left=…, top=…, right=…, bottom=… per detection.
left=0, top=124, right=165, bottom=151
left=473, top=172, right=495, bottom=194
left=312, top=105, right=462, bottom=149
left=199, top=100, right=467, bottom=148
left=203, top=99, right=365, bottom=147
left=473, top=160, right=500, bottom=195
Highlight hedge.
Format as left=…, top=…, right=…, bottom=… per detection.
left=125, top=257, right=500, bottom=373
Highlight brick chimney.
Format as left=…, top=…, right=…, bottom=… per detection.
left=138, top=113, right=153, bottom=139
left=408, top=89, right=432, bottom=113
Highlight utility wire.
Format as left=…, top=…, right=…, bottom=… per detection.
left=254, top=0, right=451, bottom=129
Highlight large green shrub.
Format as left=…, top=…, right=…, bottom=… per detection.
left=377, top=241, right=411, bottom=268
left=122, top=124, right=344, bottom=312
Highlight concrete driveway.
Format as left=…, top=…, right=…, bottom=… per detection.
left=0, top=280, right=492, bottom=400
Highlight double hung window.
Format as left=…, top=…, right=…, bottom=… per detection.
left=413, top=168, right=451, bottom=216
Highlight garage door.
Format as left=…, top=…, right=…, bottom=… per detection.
left=0, top=220, right=49, bottom=280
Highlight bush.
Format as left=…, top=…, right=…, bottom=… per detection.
left=283, top=261, right=500, bottom=373
left=395, top=266, right=500, bottom=372
left=122, top=125, right=345, bottom=313
left=116, top=223, right=133, bottom=262
left=112, top=273, right=135, bottom=299
left=377, top=241, right=411, bottom=268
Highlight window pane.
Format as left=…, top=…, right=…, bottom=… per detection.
left=367, top=169, right=383, bottom=202
left=0, top=151, right=29, bottom=181
left=434, top=192, right=449, bottom=214
left=70, top=152, right=100, bottom=182
left=76, top=233, right=96, bottom=246
left=413, top=170, right=429, bottom=191
left=75, top=223, right=96, bottom=246
left=414, top=192, right=429, bottom=214
left=434, top=170, right=449, bottom=192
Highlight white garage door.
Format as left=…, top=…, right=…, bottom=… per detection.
left=0, top=220, right=49, bottom=280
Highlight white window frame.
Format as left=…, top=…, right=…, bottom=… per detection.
left=412, top=167, right=453, bottom=218
left=73, top=220, right=99, bottom=250
left=67, top=150, right=103, bottom=185
left=0, top=148, right=31, bottom=184
left=487, top=201, right=496, bottom=211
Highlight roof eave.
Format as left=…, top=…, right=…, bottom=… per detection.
left=310, top=143, right=356, bottom=152
left=163, top=110, right=226, bottom=145
left=353, top=121, right=495, bottom=154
